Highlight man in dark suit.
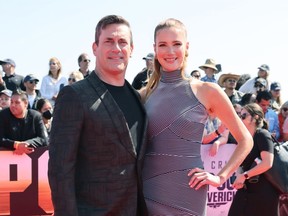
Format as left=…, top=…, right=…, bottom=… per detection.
left=48, top=15, right=148, bottom=216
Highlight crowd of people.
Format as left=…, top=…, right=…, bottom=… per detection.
left=0, top=14, right=286, bottom=216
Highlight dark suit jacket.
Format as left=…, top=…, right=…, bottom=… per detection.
left=48, top=72, right=148, bottom=216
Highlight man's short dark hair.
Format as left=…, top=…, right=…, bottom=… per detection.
left=256, top=90, right=272, bottom=102
left=95, top=15, right=133, bottom=46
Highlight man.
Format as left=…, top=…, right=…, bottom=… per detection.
left=0, top=58, right=25, bottom=91
left=23, top=74, right=42, bottom=109
left=256, top=90, right=280, bottom=140
left=132, top=53, right=154, bottom=90
left=239, top=64, right=271, bottom=93
left=78, top=53, right=92, bottom=78
left=0, top=90, right=48, bottom=155
left=218, top=72, right=244, bottom=104
left=48, top=15, right=148, bottom=216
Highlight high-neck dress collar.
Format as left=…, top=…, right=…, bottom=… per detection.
left=160, top=70, right=183, bottom=83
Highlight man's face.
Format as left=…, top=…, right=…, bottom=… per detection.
left=24, top=80, right=38, bottom=91
left=93, top=24, right=133, bottom=76
left=257, top=99, right=270, bottom=113
left=1, top=63, right=11, bottom=73
left=79, top=55, right=91, bottom=71
left=224, top=78, right=237, bottom=89
left=10, top=95, right=28, bottom=118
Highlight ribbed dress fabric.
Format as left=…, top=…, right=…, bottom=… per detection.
left=143, top=70, right=209, bottom=216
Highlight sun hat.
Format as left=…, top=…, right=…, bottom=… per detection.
left=199, top=58, right=218, bottom=72
left=218, top=73, right=240, bottom=87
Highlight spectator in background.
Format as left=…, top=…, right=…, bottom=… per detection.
left=269, top=82, right=282, bottom=113
left=199, top=58, right=219, bottom=83
left=0, top=71, right=6, bottom=91
left=228, top=103, right=280, bottom=216
left=278, top=101, right=288, bottom=142
left=0, top=90, right=48, bottom=155
left=190, top=69, right=201, bottom=79
left=239, top=64, right=271, bottom=93
left=0, top=58, right=25, bottom=91
left=253, top=77, right=267, bottom=94
left=68, top=70, right=84, bottom=85
left=256, top=90, right=280, bottom=140
left=235, top=73, right=251, bottom=90
left=40, top=57, right=67, bottom=107
left=218, top=72, right=244, bottom=105
left=282, top=112, right=288, bottom=142
left=24, top=74, right=42, bottom=109
left=240, top=93, right=256, bottom=106
left=132, top=52, right=154, bottom=90
left=0, top=89, right=12, bottom=110
left=36, top=98, right=53, bottom=136
left=78, top=53, right=91, bottom=78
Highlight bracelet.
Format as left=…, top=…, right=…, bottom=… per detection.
left=215, top=129, right=221, bottom=136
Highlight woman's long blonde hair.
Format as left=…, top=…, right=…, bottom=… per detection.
left=144, top=18, right=189, bottom=100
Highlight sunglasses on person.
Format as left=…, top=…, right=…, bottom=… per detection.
left=29, top=80, right=39, bottom=84
left=49, top=62, right=57, bottom=66
left=68, top=78, right=76, bottom=82
left=192, top=75, right=201, bottom=78
left=83, top=59, right=91, bottom=63
left=227, top=79, right=236, bottom=83
left=282, top=108, right=288, bottom=112
left=240, top=112, right=250, bottom=120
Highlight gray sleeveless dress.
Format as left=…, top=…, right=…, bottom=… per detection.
left=142, top=70, right=209, bottom=216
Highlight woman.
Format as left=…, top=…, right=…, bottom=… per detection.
left=40, top=57, right=67, bottom=106
left=278, top=101, right=288, bottom=142
left=67, top=70, right=84, bottom=85
left=228, top=103, right=280, bottom=216
left=36, top=98, right=53, bottom=135
left=141, top=18, right=253, bottom=215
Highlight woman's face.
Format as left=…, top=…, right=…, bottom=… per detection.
left=281, top=106, right=288, bottom=118
left=154, top=27, right=188, bottom=72
left=239, top=108, right=252, bottom=127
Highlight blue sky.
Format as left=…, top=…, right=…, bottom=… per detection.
left=1, top=0, right=288, bottom=100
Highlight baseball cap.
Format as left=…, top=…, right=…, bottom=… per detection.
left=258, top=64, right=270, bottom=72
left=0, top=89, right=12, bottom=97
left=0, top=58, right=16, bottom=67
left=143, top=53, right=154, bottom=60
left=270, top=82, right=281, bottom=91
left=254, top=77, right=267, bottom=87
left=24, top=74, right=39, bottom=82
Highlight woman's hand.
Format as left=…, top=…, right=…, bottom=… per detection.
left=188, top=167, right=224, bottom=190
left=232, top=175, right=246, bottom=190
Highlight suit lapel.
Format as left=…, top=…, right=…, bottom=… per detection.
left=87, top=72, right=138, bottom=158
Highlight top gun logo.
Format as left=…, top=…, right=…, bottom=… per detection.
left=207, top=174, right=237, bottom=208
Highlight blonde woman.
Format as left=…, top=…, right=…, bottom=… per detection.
left=141, top=18, right=253, bottom=215
left=68, top=70, right=84, bottom=85
left=40, top=57, right=67, bottom=106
